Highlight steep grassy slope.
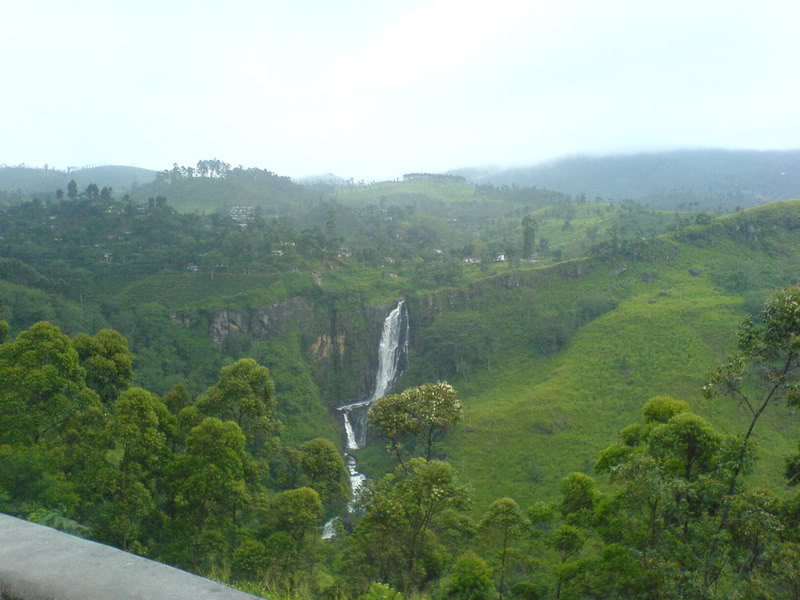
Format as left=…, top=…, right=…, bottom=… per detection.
left=335, top=179, right=479, bottom=206
left=359, top=200, right=800, bottom=511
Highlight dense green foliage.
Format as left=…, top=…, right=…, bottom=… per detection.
left=3, top=165, right=800, bottom=598
left=2, top=298, right=800, bottom=599
left=0, top=167, right=691, bottom=448
left=0, top=330, right=349, bottom=577
left=391, top=201, right=800, bottom=512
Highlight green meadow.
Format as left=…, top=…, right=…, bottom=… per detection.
left=360, top=201, right=800, bottom=511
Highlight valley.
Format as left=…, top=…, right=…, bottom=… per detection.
left=2, top=162, right=800, bottom=599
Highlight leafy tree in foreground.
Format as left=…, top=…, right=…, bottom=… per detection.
left=704, top=286, right=800, bottom=500
left=0, top=321, right=98, bottom=445
left=296, top=437, right=350, bottom=513
left=196, top=358, right=282, bottom=456
left=369, top=382, right=463, bottom=464
left=356, top=458, right=470, bottom=595
left=100, top=387, right=172, bottom=550
left=73, top=328, right=133, bottom=404
left=169, top=417, right=252, bottom=569
left=441, top=551, right=496, bottom=600
left=232, top=538, right=269, bottom=582
left=479, top=498, right=528, bottom=599
left=258, top=486, right=323, bottom=588
left=588, top=393, right=800, bottom=599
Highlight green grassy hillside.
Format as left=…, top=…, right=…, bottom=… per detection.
left=3, top=173, right=796, bottom=511
left=356, top=199, right=800, bottom=511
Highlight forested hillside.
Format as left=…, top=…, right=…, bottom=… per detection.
left=2, top=169, right=800, bottom=599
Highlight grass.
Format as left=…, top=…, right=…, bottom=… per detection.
left=334, top=179, right=479, bottom=206
left=13, top=190, right=799, bottom=509
left=379, top=204, right=800, bottom=512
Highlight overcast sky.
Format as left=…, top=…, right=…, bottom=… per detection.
left=2, top=0, right=799, bottom=180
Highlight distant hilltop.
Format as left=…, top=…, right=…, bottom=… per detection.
left=401, top=173, right=466, bottom=183
left=0, top=165, right=157, bottom=194
left=294, top=173, right=348, bottom=185
left=452, top=148, right=800, bottom=209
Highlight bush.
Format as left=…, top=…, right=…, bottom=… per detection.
left=232, top=538, right=269, bottom=581
left=363, top=582, right=403, bottom=600
left=574, top=294, right=617, bottom=324
left=441, top=552, right=496, bottom=600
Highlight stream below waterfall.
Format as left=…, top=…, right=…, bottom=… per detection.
left=322, top=299, right=409, bottom=538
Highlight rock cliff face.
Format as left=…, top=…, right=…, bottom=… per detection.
left=170, top=260, right=591, bottom=408
left=204, top=298, right=313, bottom=347
left=170, top=297, right=396, bottom=406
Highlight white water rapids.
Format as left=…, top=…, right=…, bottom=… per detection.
left=322, top=299, right=409, bottom=538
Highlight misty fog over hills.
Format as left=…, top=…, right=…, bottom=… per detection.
left=0, top=165, right=156, bottom=195
left=4, top=149, right=800, bottom=214
left=453, top=149, right=800, bottom=209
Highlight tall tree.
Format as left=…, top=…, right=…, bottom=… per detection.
left=72, top=329, right=133, bottom=405
left=704, top=286, right=800, bottom=501
left=261, top=486, right=322, bottom=580
left=479, top=497, right=528, bottom=599
left=170, top=417, right=252, bottom=569
left=357, top=458, right=470, bottom=594
left=370, top=382, right=463, bottom=463
left=0, top=322, right=98, bottom=445
left=101, top=387, right=172, bottom=550
left=295, top=438, right=350, bottom=511
left=521, top=215, right=538, bottom=259
left=196, top=358, right=282, bottom=456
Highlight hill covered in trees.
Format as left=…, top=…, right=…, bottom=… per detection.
left=2, top=164, right=800, bottom=598
left=3, top=281, right=800, bottom=599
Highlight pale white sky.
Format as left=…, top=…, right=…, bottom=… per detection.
left=2, top=0, right=799, bottom=179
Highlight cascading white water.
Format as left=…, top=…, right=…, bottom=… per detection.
left=339, top=299, right=408, bottom=450
left=370, top=300, right=408, bottom=400
left=323, top=299, right=408, bottom=539
left=343, top=412, right=358, bottom=450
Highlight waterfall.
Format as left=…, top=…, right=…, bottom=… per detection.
left=323, top=299, right=409, bottom=538
left=339, top=299, right=408, bottom=450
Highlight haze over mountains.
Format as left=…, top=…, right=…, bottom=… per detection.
left=0, top=165, right=156, bottom=195
left=453, top=149, right=800, bottom=209
left=3, top=149, right=799, bottom=213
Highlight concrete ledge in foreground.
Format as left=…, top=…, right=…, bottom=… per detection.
left=0, top=513, right=262, bottom=600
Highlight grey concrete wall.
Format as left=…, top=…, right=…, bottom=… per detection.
left=0, top=514, right=262, bottom=600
